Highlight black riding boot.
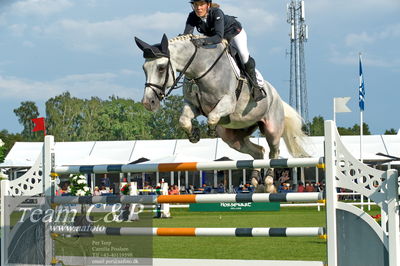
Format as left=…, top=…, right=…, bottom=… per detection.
left=244, top=57, right=266, bottom=102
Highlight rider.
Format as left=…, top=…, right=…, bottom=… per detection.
left=183, top=0, right=266, bottom=101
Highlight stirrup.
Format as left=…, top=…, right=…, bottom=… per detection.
left=252, top=86, right=266, bottom=102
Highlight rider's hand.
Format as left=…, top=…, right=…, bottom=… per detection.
left=191, top=38, right=206, bottom=47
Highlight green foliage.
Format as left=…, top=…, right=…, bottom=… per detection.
left=307, top=116, right=325, bottom=136
left=0, top=130, right=23, bottom=162
left=120, top=183, right=130, bottom=195
left=384, top=128, right=398, bottom=135
left=46, top=92, right=84, bottom=141
left=338, top=122, right=371, bottom=135
left=148, top=95, right=209, bottom=139
left=97, top=96, right=153, bottom=140
left=307, top=116, right=371, bottom=136
left=13, top=101, right=42, bottom=141
left=0, top=139, right=5, bottom=163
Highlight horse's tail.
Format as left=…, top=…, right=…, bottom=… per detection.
left=282, top=101, right=309, bottom=158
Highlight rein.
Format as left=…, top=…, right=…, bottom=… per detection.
left=145, top=40, right=228, bottom=100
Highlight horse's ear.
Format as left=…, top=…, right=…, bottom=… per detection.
left=135, top=37, right=152, bottom=52
left=160, top=34, right=169, bottom=56
left=135, top=37, right=160, bottom=59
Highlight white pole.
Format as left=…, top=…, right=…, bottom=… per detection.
left=214, top=170, right=218, bottom=188
left=185, top=171, right=189, bottom=189
left=177, top=171, right=181, bottom=191
left=156, top=172, right=159, bottom=185
left=170, top=171, right=174, bottom=185
left=199, top=170, right=203, bottom=187
left=333, top=98, right=336, bottom=123
left=360, top=110, right=363, bottom=163
left=228, top=170, right=233, bottom=193
left=242, top=169, right=246, bottom=185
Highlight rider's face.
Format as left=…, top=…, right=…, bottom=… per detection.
left=192, top=1, right=210, bottom=18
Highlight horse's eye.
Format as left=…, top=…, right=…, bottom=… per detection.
left=158, top=66, right=166, bottom=72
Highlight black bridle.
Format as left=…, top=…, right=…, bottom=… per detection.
left=144, top=40, right=228, bottom=101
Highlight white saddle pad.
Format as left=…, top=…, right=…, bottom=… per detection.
left=227, top=54, right=265, bottom=87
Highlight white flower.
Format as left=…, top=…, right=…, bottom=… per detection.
left=79, top=175, right=86, bottom=180
left=73, top=176, right=78, bottom=180
left=0, top=139, right=4, bottom=147
left=77, top=179, right=86, bottom=185
left=77, top=189, right=85, bottom=196
left=83, top=186, right=90, bottom=191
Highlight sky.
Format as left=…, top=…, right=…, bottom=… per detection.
left=0, top=0, right=399, bottom=135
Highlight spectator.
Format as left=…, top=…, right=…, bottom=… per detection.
left=305, top=182, right=315, bottom=192
left=99, top=185, right=109, bottom=194
left=60, top=183, right=69, bottom=194
left=93, top=186, right=101, bottom=196
left=168, top=185, right=180, bottom=195
left=278, top=170, right=290, bottom=184
left=297, top=182, right=305, bottom=192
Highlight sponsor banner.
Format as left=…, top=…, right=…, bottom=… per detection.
left=189, top=202, right=280, bottom=212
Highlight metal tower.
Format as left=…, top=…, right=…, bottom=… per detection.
left=287, top=0, right=309, bottom=124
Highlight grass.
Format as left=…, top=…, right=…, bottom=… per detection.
left=6, top=205, right=382, bottom=263
left=51, top=207, right=327, bottom=262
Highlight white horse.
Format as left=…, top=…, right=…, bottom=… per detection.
left=135, top=34, right=307, bottom=192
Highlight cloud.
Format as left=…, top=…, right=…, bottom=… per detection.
left=329, top=48, right=399, bottom=68
left=306, top=0, right=400, bottom=15
left=345, top=23, right=400, bottom=47
left=9, top=0, right=73, bottom=17
left=0, top=72, right=142, bottom=101
left=36, top=12, right=186, bottom=54
left=8, top=23, right=28, bottom=36
left=222, top=4, right=280, bottom=34
left=345, top=32, right=375, bottom=47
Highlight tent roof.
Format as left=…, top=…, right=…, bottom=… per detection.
left=1, top=134, right=400, bottom=168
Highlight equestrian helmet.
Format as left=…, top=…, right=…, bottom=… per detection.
left=189, top=0, right=212, bottom=3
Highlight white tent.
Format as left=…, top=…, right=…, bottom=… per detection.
left=1, top=134, right=400, bottom=169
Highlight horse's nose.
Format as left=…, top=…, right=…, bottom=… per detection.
left=142, top=98, right=151, bottom=110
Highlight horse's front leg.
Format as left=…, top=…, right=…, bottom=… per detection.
left=207, top=94, right=236, bottom=137
left=179, top=102, right=201, bottom=143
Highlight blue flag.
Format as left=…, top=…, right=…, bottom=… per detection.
left=359, top=54, right=365, bottom=111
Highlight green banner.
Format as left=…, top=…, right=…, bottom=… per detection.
left=189, top=202, right=280, bottom=212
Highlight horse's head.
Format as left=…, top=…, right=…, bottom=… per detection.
left=135, top=34, right=176, bottom=112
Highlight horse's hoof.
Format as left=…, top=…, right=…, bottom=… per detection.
left=251, top=177, right=259, bottom=187
left=188, top=127, right=200, bottom=143
left=207, top=125, right=217, bottom=138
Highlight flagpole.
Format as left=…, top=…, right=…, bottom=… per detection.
left=360, top=110, right=363, bottom=162
left=333, top=98, right=336, bottom=123
left=359, top=52, right=364, bottom=163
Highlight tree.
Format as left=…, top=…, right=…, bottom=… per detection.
left=307, top=116, right=325, bottom=136
left=147, top=95, right=208, bottom=139
left=46, top=92, right=84, bottom=141
left=338, top=123, right=371, bottom=135
left=384, top=128, right=398, bottom=135
left=97, top=96, right=153, bottom=140
left=0, top=138, right=5, bottom=163
left=13, top=101, right=40, bottom=140
left=0, top=130, right=23, bottom=162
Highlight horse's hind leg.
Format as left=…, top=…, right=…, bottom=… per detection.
left=179, top=103, right=201, bottom=143
left=258, top=120, right=284, bottom=193
left=217, top=126, right=265, bottom=191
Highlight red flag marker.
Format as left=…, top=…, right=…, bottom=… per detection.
left=32, top=117, right=46, bottom=136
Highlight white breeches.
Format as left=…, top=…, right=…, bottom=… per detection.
left=231, top=28, right=250, bottom=64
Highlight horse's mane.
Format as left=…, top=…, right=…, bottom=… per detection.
left=168, top=34, right=228, bottom=46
